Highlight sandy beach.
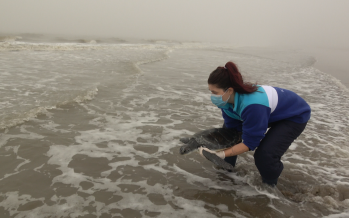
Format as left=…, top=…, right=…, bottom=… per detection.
left=0, top=38, right=349, bottom=217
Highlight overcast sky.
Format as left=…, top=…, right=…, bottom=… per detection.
left=1, top=0, right=348, bottom=48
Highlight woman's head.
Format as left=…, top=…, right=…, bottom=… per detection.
left=208, top=61, right=257, bottom=94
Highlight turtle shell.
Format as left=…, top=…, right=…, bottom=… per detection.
left=194, top=128, right=241, bottom=151
left=179, top=128, right=241, bottom=155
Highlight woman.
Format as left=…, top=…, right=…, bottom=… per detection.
left=199, top=61, right=311, bottom=186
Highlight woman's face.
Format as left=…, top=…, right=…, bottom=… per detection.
left=208, top=84, right=234, bottom=102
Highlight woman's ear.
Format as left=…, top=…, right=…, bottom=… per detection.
left=228, top=87, right=234, bottom=95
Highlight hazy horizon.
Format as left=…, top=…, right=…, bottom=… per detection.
left=1, top=0, right=349, bottom=48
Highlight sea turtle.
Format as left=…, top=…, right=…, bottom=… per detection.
left=179, top=128, right=242, bottom=171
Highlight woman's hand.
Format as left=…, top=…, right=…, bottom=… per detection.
left=198, top=147, right=225, bottom=159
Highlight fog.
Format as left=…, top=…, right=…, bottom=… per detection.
left=1, top=0, right=349, bottom=48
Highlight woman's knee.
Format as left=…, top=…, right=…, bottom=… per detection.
left=254, top=148, right=279, bottom=171
left=254, top=148, right=270, bottom=166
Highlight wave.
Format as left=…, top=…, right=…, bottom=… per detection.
left=0, top=41, right=116, bottom=51
left=135, top=49, right=171, bottom=69
left=0, top=35, right=22, bottom=42
left=0, top=88, right=98, bottom=130
left=0, top=36, right=212, bottom=52
left=0, top=39, right=214, bottom=131
left=0, top=41, right=174, bottom=52
left=0, top=33, right=132, bottom=44
left=215, top=47, right=318, bottom=69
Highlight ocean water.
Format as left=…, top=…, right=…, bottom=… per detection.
left=0, top=34, right=349, bottom=218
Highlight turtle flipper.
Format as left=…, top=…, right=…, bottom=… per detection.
left=202, top=150, right=234, bottom=171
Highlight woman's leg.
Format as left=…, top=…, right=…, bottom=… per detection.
left=254, top=120, right=307, bottom=186
left=224, top=155, right=238, bottom=167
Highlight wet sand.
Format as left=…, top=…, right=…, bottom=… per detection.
left=1, top=43, right=349, bottom=217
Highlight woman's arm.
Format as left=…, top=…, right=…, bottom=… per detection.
left=224, top=142, right=249, bottom=157
left=221, top=109, right=243, bottom=131
left=198, top=142, right=249, bottom=159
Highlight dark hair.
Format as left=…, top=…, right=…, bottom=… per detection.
left=208, top=61, right=258, bottom=94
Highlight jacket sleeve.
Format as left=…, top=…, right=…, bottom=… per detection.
left=241, top=104, right=270, bottom=151
left=221, top=109, right=243, bottom=132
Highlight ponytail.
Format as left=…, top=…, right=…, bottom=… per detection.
left=208, top=61, right=257, bottom=94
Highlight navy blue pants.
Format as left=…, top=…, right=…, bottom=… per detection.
left=224, top=120, right=307, bottom=186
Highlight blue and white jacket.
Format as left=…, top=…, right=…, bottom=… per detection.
left=222, top=85, right=311, bottom=151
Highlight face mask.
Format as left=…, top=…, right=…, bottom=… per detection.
left=211, top=89, right=231, bottom=109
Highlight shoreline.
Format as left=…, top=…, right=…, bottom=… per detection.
left=303, top=48, right=349, bottom=89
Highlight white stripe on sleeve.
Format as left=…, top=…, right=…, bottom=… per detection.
left=261, top=85, right=278, bottom=113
